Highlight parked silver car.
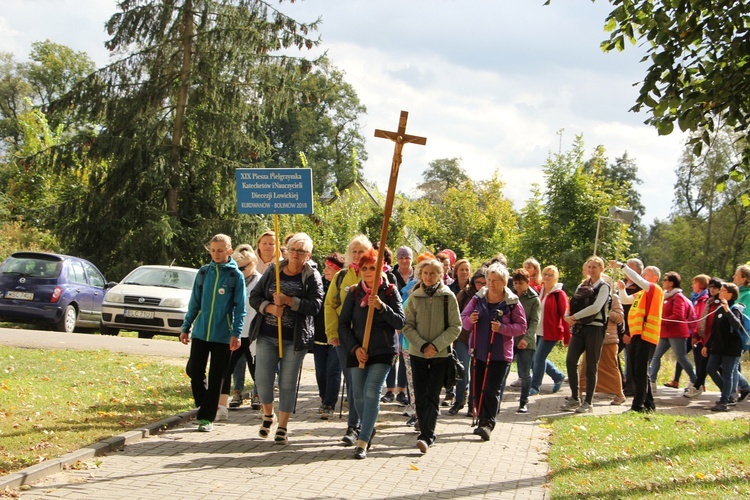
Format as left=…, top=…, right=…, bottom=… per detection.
left=100, top=265, right=198, bottom=338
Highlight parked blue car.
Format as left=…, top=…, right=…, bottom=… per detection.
left=0, top=252, right=115, bottom=333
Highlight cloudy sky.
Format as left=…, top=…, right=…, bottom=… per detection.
left=1, top=0, right=686, bottom=223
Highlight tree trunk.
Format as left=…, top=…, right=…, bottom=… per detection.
left=168, top=0, right=193, bottom=216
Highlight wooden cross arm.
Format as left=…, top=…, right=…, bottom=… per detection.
left=374, top=129, right=427, bottom=146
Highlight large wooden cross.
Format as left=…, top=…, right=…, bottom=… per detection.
left=360, top=111, right=426, bottom=368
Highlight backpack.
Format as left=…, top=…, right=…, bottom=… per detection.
left=569, top=280, right=609, bottom=325
left=730, top=303, right=750, bottom=351
left=195, top=265, right=237, bottom=302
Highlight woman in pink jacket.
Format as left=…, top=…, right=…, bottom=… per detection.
left=649, top=272, right=696, bottom=390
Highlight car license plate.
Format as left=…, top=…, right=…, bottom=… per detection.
left=5, top=291, right=34, bottom=300
left=125, top=309, right=154, bottom=319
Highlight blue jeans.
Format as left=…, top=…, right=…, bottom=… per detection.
left=335, top=345, right=359, bottom=428
left=454, top=341, right=471, bottom=406
left=255, top=335, right=306, bottom=413
left=515, top=347, right=535, bottom=404
left=350, top=362, right=392, bottom=443
left=531, top=338, right=564, bottom=391
left=734, top=364, right=750, bottom=393
left=313, top=343, right=342, bottom=407
left=650, top=337, right=696, bottom=384
left=706, top=354, right=740, bottom=404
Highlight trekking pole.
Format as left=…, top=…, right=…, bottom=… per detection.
left=339, top=374, right=346, bottom=419
left=292, top=360, right=304, bottom=414
left=474, top=329, right=496, bottom=427
left=471, top=322, right=478, bottom=426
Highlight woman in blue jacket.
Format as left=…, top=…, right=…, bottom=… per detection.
left=338, top=248, right=405, bottom=459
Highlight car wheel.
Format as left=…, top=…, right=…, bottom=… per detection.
left=55, top=305, right=77, bottom=333
left=100, top=323, right=120, bottom=336
left=137, top=331, right=155, bottom=339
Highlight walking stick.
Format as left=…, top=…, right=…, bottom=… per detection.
left=471, top=322, right=478, bottom=426
left=338, top=374, right=346, bottom=419
left=474, top=329, right=496, bottom=427
left=292, top=359, right=304, bottom=414
left=360, top=111, right=426, bottom=368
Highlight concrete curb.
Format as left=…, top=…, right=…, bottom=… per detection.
left=0, top=409, right=197, bottom=491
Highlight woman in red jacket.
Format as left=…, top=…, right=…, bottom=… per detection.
left=649, top=272, right=697, bottom=391
left=530, top=265, right=570, bottom=395
left=684, top=277, right=722, bottom=398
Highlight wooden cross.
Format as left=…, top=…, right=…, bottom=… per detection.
left=360, top=111, right=426, bottom=368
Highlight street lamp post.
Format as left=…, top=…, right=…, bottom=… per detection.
left=593, top=206, right=636, bottom=256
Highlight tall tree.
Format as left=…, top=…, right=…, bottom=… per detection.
left=262, top=58, right=367, bottom=197
left=46, top=0, right=324, bottom=277
left=417, top=157, right=470, bottom=203
left=594, top=0, right=750, bottom=199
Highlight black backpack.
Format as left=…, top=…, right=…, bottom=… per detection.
left=569, top=280, right=609, bottom=325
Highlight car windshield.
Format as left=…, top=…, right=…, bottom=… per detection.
left=122, top=267, right=196, bottom=290
left=0, top=256, right=63, bottom=278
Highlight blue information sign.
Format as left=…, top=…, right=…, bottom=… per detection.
left=235, top=168, right=314, bottom=215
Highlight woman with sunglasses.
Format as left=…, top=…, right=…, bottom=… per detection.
left=338, top=248, right=405, bottom=459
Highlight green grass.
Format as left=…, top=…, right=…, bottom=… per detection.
left=547, top=413, right=750, bottom=498
left=0, top=345, right=191, bottom=475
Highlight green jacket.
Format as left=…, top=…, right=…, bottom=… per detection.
left=402, top=283, right=461, bottom=358
left=739, top=285, right=750, bottom=309
left=517, top=287, right=540, bottom=350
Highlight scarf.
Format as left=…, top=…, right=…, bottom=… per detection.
left=359, top=276, right=384, bottom=308
left=423, top=282, right=440, bottom=297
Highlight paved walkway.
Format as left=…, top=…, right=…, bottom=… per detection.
left=3, top=330, right=748, bottom=499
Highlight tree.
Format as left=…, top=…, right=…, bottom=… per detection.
left=0, top=53, right=32, bottom=151
left=262, top=58, right=367, bottom=197
left=594, top=0, right=750, bottom=198
left=417, top=158, right=470, bottom=203
left=44, top=0, right=326, bottom=277
left=517, top=136, right=631, bottom=289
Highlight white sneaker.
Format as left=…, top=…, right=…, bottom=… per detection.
left=575, top=401, right=592, bottom=413
left=683, top=385, right=704, bottom=398
left=215, top=405, right=229, bottom=421
left=560, top=398, right=581, bottom=411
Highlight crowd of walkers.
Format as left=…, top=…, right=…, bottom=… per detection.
left=179, top=231, right=750, bottom=458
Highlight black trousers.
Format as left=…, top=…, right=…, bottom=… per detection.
left=410, top=355, right=448, bottom=446
left=186, top=337, right=232, bottom=421
left=566, top=324, right=605, bottom=404
left=472, top=358, right=511, bottom=429
left=630, top=335, right=656, bottom=411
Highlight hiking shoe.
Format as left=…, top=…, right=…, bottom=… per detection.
left=342, top=426, right=359, bottom=446
left=353, top=446, right=367, bottom=460
left=447, top=402, right=464, bottom=415
left=560, top=398, right=581, bottom=411
left=441, top=393, right=454, bottom=407
left=738, top=389, right=750, bottom=402
left=396, top=392, right=409, bottom=405
left=552, top=380, right=563, bottom=393
left=510, top=378, right=522, bottom=388
left=727, top=396, right=737, bottom=406
left=380, top=391, right=395, bottom=403
left=416, top=439, right=429, bottom=454
left=251, top=394, right=261, bottom=410
left=229, top=391, right=242, bottom=409
left=197, top=419, right=213, bottom=432
left=611, top=395, right=626, bottom=405
left=215, top=405, right=229, bottom=421
left=663, top=380, right=680, bottom=388
left=529, top=388, right=539, bottom=396
left=517, top=404, right=528, bottom=414
left=684, top=385, right=704, bottom=398
left=710, top=403, right=729, bottom=412
left=473, top=426, right=491, bottom=441
left=575, top=402, right=592, bottom=413
left=320, top=405, right=334, bottom=420
left=405, top=415, right=417, bottom=426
